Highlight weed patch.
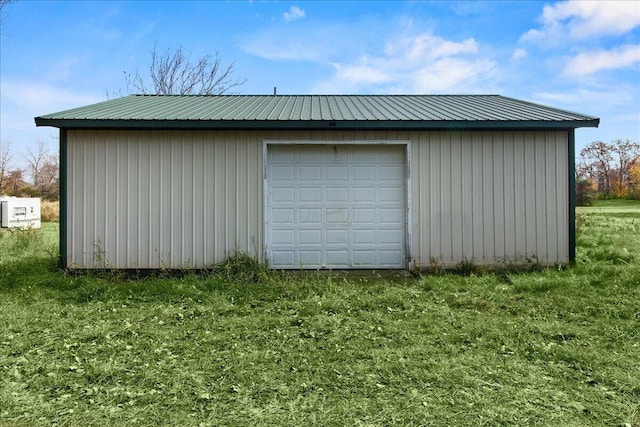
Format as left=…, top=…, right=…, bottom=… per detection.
left=40, top=200, right=59, bottom=222
left=210, top=251, right=271, bottom=283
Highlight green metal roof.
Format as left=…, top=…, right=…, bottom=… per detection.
left=35, top=94, right=599, bottom=130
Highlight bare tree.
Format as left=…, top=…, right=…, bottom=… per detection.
left=610, top=139, right=640, bottom=192
left=579, top=141, right=614, bottom=195
left=0, top=142, right=12, bottom=194
left=0, top=0, right=15, bottom=14
left=24, top=140, right=59, bottom=200
left=0, top=0, right=15, bottom=28
left=125, top=44, right=245, bottom=95
left=25, top=141, right=47, bottom=188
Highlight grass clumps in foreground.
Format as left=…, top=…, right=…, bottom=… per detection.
left=1, top=208, right=640, bottom=426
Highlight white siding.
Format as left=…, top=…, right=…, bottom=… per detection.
left=66, top=130, right=262, bottom=268
left=65, top=129, right=569, bottom=269
left=410, top=130, right=569, bottom=267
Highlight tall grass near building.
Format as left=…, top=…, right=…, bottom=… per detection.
left=1, top=203, right=639, bottom=426
left=40, top=200, right=59, bottom=222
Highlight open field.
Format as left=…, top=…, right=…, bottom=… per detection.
left=1, top=202, right=639, bottom=426
left=577, top=198, right=640, bottom=214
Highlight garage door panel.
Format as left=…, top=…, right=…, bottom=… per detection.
left=326, top=250, right=349, bottom=266
left=353, top=208, right=375, bottom=224
left=271, top=250, right=295, bottom=267
left=268, top=144, right=406, bottom=269
left=326, top=229, right=348, bottom=244
left=272, top=188, right=294, bottom=203
left=299, top=187, right=322, bottom=202
left=272, top=229, right=295, bottom=245
left=353, top=251, right=375, bottom=265
left=379, top=251, right=404, bottom=266
left=379, top=229, right=404, bottom=244
left=326, top=208, right=349, bottom=224
left=271, top=166, right=295, bottom=181
left=378, top=187, right=403, bottom=202
left=354, top=151, right=377, bottom=162
left=353, top=188, right=375, bottom=202
left=353, top=166, right=375, bottom=181
left=326, top=187, right=349, bottom=202
left=299, top=166, right=322, bottom=181
left=299, top=229, right=322, bottom=245
left=379, top=208, right=404, bottom=223
left=379, top=166, right=404, bottom=182
left=299, top=208, right=322, bottom=224
left=272, top=208, right=294, bottom=223
left=326, top=166, right=348, bottom=181
left=299, top=251, right=322, bottom=266
left=271, top=151, right=295, bottom=163
left=353, top=229, right=375, bottom=244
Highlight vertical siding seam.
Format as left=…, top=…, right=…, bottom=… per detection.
left=159, top=134, right=164, bottom=267
left=170, top=135, right=175, bottom=266
left=145, top=132, right=150, bottom=267
left=524, top=133, right=529, bottom=259
left=193, top=134, right=198, bottom=266
left=545, top=132, right=551, bottom=263
left=136, top=135, right=141, bottom=267
left=460, top=134, right=465, bottom=261
left=180, top=136, right=184, bottom=265
left=501, top=134, right=507, bottom=262
left=115, top=133, right=120, bottom=268
left=203, top=132, right=208, bottom=264
left=236, top=137, right=240, bottom=252
left=87, top=132, right=92, bottom=267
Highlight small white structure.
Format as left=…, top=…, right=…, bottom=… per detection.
left=0, top=196, right=41, bottom=229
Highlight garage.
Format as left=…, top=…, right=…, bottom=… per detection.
left=266, top=143, right=408, bottom=269
left=35, top=94, right=600, bottom=270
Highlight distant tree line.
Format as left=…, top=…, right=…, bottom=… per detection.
left=0, top=141, right=59, bottom=201
left=577, top=139, right=640, bottom=205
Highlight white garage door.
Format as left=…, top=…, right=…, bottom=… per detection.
left=267, top=144, right=406, bottom=269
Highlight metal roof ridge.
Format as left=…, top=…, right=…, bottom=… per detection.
left=128, top=94, right=505, bottom=98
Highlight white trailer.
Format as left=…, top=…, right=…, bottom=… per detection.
left=0, top=197, right=41, bottom=229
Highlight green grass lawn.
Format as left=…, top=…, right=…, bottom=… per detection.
left=1, top=215, right=639, bottom=426
left=578, top=198, right=640, bottom=213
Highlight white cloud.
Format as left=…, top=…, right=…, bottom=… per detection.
left=283, top=6, right=305, bottom=22
left=409, top=58, right=496, bottom=93
left=385, top=33, right=478, bottom=60
left=3, top=80, right=102, bottom=113
left=331, top=61, right=391, bottom=86
left=240, top=25, right=342, bottom=62
left=522, top=0, right=640, bottom=44
left=242, top=20, right=497, bottom=94
left=534, top=85, right=636, bottom=109
left=315, top=32, right=496, bottom=94
left=564, top=44, right=640, bottom=76
left=242, top=37, right=324, bottom=62
left=610, top=111, right=640, bottom=123
left=511, top=48, right=527, bottom=61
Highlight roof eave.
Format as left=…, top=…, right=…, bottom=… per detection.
left=34, top=118, right=600, bottom=131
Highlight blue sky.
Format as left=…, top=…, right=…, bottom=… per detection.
left=1, top=1, right=639, bottom=170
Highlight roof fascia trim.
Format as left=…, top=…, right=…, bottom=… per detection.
left=35, top=118, right=601, bottom=130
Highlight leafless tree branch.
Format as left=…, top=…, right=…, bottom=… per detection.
left=125, top=44, right=245, bottom=95
left=0, top=142, right=13, bottom=194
